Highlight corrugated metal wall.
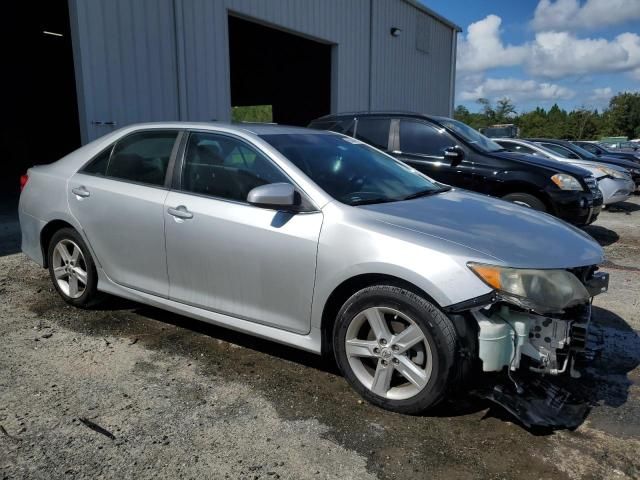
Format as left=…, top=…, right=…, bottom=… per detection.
left=69, top=0, right=180, bottom=142
left=370, top=0, right=454, bottom=115
left=69, top=0, right=456, bottom=143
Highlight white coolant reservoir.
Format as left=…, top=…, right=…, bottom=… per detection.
left=474, top=306, right=533, bottom=372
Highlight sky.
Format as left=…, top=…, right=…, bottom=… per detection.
left=423, top=0, right=640, bottom=113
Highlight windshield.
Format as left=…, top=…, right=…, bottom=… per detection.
left=432, top=117, right=504, bottom=152
left=260, top=133, right=446, bottom=206
left=535, top=143, right=569, bottom=159
left=565, top=142, right=598, bottom=160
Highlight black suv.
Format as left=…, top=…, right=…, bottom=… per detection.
left=309, top=112, right=603, bottom=225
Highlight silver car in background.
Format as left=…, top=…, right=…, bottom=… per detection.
left=19, top=123, right=609, bottom=415
left=495, top=138, right=634, bottom=206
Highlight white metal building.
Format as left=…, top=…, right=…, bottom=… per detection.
left=4, top=0, right=459, bottom=192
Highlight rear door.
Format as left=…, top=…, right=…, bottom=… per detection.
left=68, top=130, right=180, bottom=297
left=163, top=131, right=323, bottom=334
left=393, top=119, right=474, bottom=188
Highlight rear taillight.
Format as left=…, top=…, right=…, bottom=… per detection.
left=20, top=173, right=29, bottom=192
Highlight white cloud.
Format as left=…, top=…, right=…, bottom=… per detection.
left=458, top=77, right=575, bottom=103
left=456, top=15, right=640, bottom=79
left=532, top=0, right=640, bottom=32
left=528, top=31, right=640, bottom=78
left=457, top=15, right=528, bottom=72
left=589, top=87, right=613, bottom=101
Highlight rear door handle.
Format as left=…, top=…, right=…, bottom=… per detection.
left=72, top=186, right=90, bottom=198
left=167, top=205, right=193, bottom=220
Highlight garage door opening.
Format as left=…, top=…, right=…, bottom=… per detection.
left=228, top=15, right=332, bottom=126
left=3, top=1, right=81, bottom=195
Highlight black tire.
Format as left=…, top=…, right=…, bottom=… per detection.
left=47, top=228, right=103, bottom=308
left=502, top=192, right=546, bottom=212
left=333, top=285, right=457, bottom=414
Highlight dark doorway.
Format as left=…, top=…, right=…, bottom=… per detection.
left=2, top=1, right=81, bottom=195
left=228, top=15, right=332, bottom=126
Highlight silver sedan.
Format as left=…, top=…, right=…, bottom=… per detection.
left=19, top=123, right=608, bottom=414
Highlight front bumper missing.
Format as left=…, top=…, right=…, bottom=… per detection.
left=470, top=311, right=604, bottom=429
left=462, top=271, right=609, bottom=429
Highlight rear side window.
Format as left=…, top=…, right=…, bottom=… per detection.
left=355, top=118, right=390, bottom=150
left=310, top=118, right=356, bottom=136
left=106, top=131, right=178, bottom=186
left=399, top=120, right=455, bottom=156
left=181, top=132, right=290, bottom=202
left=82, top=147, right=111, bottom=175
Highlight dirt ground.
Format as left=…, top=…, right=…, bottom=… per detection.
left=1, top=196, right=639, bottom=480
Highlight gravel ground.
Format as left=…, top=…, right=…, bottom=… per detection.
left=1, top=196, right=639, bottom=480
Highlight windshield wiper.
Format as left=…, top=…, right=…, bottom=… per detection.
left=349, top=197, right=397, bottom=206
left=402, top=186, right=451, bottom=201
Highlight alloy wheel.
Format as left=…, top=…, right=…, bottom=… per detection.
left=345, top=306, right=432, bottom=400
left=52, top=239, right=88, bottom=299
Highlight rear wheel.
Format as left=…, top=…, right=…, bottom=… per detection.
left=47, top=228, right=102, bottom=307
left=333, top=285, right=457, bottom=414
left=502, top=192, right=546, bottom=211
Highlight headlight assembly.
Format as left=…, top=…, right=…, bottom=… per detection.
left=595, top=166, right=628, bottom=179
left=550, top=173, right=582, bottom=190
left=468, top=263, right=590, bottom=313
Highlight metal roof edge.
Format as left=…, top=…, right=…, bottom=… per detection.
left=401, top=0, right=462, bottom=32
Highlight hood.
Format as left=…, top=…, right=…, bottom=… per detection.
left=492, top=151, right=592, bottom=177
left=568, top=160, right=627, bottom=175
left=596, top=155, right=640, bottom=170
left=359, top=189, right=604, bottom=269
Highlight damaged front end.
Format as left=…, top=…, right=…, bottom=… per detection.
left=450, top=263, right=609, bottom=429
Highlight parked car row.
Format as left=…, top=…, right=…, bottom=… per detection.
left=573, top=140, right=640, bottom=162
left=19, top=115, right=612, bottom=422
left=494, top=138, right=636, bottom=206
left=310, top=112, right=605, bottom=225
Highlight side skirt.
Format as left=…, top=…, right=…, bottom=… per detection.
left=96, top=275, right=322, bottom=355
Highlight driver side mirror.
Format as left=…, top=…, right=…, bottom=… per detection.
left=444, top=146, right=465, bottom=167
left=247, top=183, right=297, bottom=210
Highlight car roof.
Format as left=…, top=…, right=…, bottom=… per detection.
left=525, top=138, right=571, bottom=145
left=112, top=121, right=333, bottom=136
left=312, top=111, right=446, bottom=123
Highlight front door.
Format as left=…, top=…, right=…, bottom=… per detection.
left=394, top=119, right=475, bottom=189
left=68, top=130, right=180, bottom=296
left=164, top=131, right=322, bottom=334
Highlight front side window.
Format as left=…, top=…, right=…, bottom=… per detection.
left=399, top=120, right=455, bottom=156
left=578, top=143, right=598, bottom=154
left=432, top=117, right=504, bottom=153
left=540, top=143, right=575, bottom=158
left=260, top=133, right=446, bottom=206
left=498, top=142, right=535, bottom=155
left=354, top=118, right=391, bottom=150
left=181, top=132, right=290, bottom=202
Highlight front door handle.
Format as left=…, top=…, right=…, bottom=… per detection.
left=167, top=205, right=193, bottom=220
left=72, top=186, right=90, bottom=198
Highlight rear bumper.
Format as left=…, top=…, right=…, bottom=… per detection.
left=18, top=208, right=45, bottom=266
left=547, top=190, right=602, bottom=225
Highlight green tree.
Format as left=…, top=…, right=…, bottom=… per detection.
left=606, top=92, right=640, bottom=138
left=495, top=97, right=517, bottom=123
left=452, top=89, right=640, bottom=140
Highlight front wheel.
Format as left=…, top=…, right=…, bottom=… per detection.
left=333, top=285, right=457, bottom=414
left=502, top=192, right=546, bottom=211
